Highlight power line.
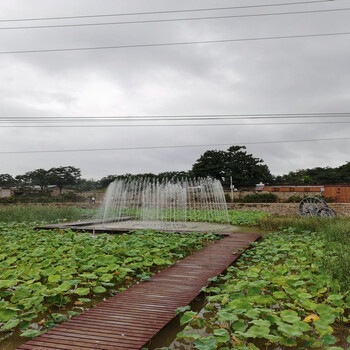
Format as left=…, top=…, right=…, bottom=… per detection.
left=1, top=7, right=349, bottom=31
left=1, top=31, right=349, bottom=55
left=0, top=137, right=348, bottom=155
left=0, top=121, right=350, bottom=128
left=0, top=1, right=332, bottom=23
left=0, top=113, right=349, bottom=122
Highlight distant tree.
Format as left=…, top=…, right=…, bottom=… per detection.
left=192, top=145, right=272, bottom=188
left=225, top=146, right=272, bottom=187
left=337, top=162, right=350, bottom=183
left=191, top=150, right=227, bottom=180
left=275, top=164, right=348, bottom=185
left=157, top=171, right=191, bottom=181
left=302, top=175, right=313, bottom=184
left=48, top=166, right=81, bottom=195
left=75, top=179, right=100, bottom=192
left=16, top=169, right=50, bottom=192
left=99, top=175, right=118, bottom=188
left=274, top=169, right=312, bottom=185
left=0, top=173, right=16, bottom=188
left=129, top=173, right=157, bottom=181
left=304, top=167, right=339, bottom=184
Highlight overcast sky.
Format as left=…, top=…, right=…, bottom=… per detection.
left=0, top=0, right=349, bottom=179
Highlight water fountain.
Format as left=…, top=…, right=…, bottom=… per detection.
left=96, top=177, right=231, bottom=231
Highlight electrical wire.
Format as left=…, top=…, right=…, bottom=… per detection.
left=0, top=113, right=349, bottom=122
left=1, top=31, right=349, bottom=55
left=0, top=7, right=348, bottom=31
left=0, top=121, right=350, bottom=128
left=0, top=1, right=333, bottom=23
left=0, top=137, right=348, bottom=155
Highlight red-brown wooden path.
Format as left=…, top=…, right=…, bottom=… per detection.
left=17, top=232, right=261, bottom=350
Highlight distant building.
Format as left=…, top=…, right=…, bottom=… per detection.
left=255, top=182, right=265, bottom=191
left=263, top=185, right=350, bottom=203
left=0, top=188, right=11, bottom=198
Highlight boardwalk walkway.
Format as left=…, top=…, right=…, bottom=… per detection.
left=17, top=232, right=261, bottom=350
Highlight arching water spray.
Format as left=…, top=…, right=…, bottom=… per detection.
left=97, top=177, right=230, bottom=230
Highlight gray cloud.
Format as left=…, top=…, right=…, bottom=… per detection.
left=0, top=0, right=349, bottom=179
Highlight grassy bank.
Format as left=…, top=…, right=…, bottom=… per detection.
left=0, top=205, right=266, bottom=227
left=258, top=214, right=349, bottom=232
left=257, top=215, right=350, bottom=291
left=0, top=206, right=90, bottom=223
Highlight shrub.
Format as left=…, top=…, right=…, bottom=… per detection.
left=284, top=195, right=303, bottom=203
left=0, top=192, right=85, bottom=204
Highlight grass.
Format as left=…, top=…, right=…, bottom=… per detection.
left=0, top=205, right=90, bottom=223
left=319, top=220, right=350, bottom=292
left=228, top=210, right=269, bottom=226
left=257, top=215, right=350, bottom=292
left=257, top=214, right=349, bottom=232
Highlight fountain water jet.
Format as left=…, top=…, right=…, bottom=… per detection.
left=97, top=177, right=230, bottom=231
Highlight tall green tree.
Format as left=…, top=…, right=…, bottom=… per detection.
left=0, top=173, right=15, bottom=188
left=16, top=169, right=50, bottom=192
left=192, top=145, right=272, bottom=187
left=48, top=166, right=81, bottom=195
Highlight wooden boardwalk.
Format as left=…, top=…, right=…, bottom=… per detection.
left=17, top=232, right=261, bottom=350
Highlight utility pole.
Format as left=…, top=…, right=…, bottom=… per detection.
left=230, top=176, right=234, bottom=202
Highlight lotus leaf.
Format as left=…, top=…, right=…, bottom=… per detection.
left=193, top=336, right=217, bottom=350
left=20, top=329, right=41, bottom=338
left=0, top=309, right=16, bottom=322
left=213, top=328, right=230, bottom=343
left=48, top=274, right=61, bottom=283
left=92, top=286, right=106, bottom=293
left=232, top=319, right=248, bottom=332
left=280, top=310, right=301, bottom=323
left=0, top=280, right=16, bottom=288
left=180, top=311, right=198, bottom=325
left=245, top=309, right=260, bottom=319
left=279, top=337, right=297, bottom=347
left=243, top=325, right=270, bottom=338
left=217, top=310, right=239, bottom=322
left=321, top=334, right=336, bottom=345
left=99, top=274, right=113, bottom=282
left=74, top=287, right=90, bottom=296
left=277, top=322, right=303, bottom=337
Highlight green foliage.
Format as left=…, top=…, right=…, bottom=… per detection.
left=0, top=173, right=15, bottom=188
left=191, top=145, right=273, bottom=187
left=47, top=166, right=81, bottom=194
left=16, top=169, right=50, bottom=192
left=257, top=215, right=350, bottom=232
left=0, top=206, right=89, bottom=223
left=320, top=220, right=350, bottom=291
left=228, top=211, right=269, bottom=226
left=0, top=192, right=85, bottom=204
left=283, top=195, right=303, bottom=203
left=0, top=223, right=217, bottom=341
left=274, top=161, right=350, bottom=184
left=113, top=209, right=268, bottom=227
left=176, top=229, right=350, bottom=349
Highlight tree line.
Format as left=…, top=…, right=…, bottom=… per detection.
left=0, top=166, right=81, bottom=194
left=0, top=146, right=349, bottom=192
